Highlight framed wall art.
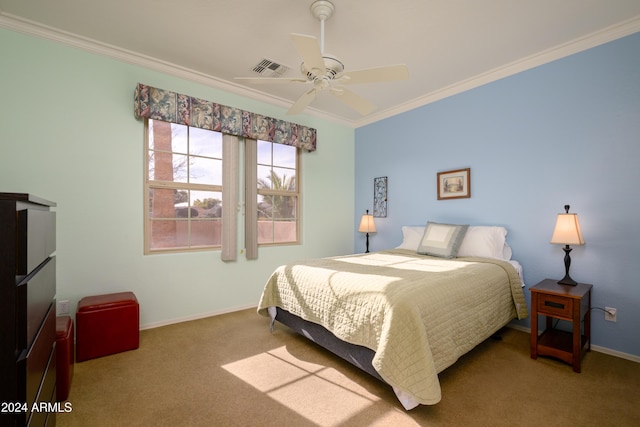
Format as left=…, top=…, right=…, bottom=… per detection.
left=437, top=168, right=470, bottom=200
left=373, top=176, right=387, bottom=217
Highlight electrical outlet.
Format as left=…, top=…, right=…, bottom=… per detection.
left=605, top=307, right=617, bottom=322
left=58, top=300, right=70, bottom=315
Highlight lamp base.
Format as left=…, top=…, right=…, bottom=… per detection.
left=558, top=245, right=578, bottom=285
left=557, top=275, right=578, bottom=286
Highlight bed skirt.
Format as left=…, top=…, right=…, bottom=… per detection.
left=271, top=307, right=421, bottom=409
left=273, top=307, right=383, bottom=381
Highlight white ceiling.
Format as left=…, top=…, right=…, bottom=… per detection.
left=1, top=0, right=640, bottom=127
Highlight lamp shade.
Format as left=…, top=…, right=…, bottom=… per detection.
left=550, top=212, right=584, bottom=245
left=358, top=212, right=377, bottom=233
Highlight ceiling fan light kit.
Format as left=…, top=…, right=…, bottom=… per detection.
left=235, top=0, right=409, bottom=116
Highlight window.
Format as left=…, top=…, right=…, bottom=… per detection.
left=145, top=119, right=223, bottom=253
left=145, top=120, right=301, bottom=255
left=256, top=140, right=300, bottom=245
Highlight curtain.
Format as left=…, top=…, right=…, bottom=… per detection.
left=134, top=83, right=317, bottom=152
left=221, top=134, right=239, bottom=261
left=244, top=139, right=258, bottom=260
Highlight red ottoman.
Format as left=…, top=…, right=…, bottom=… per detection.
left=56, top=316, right=74, bottom=401
left=76, top=292, right=139, bottom=362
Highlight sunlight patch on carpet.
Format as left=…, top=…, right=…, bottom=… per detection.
left=222, top=346, right=380, bottom=426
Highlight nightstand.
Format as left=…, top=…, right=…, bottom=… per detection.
left=530, top=279, right=592, bottom=372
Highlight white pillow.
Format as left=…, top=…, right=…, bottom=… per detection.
left=396, top=226, right=426, bottom=250
left=502, top=242, right=513, bottom=260
left=457, top=226, right=508, bottom=260
left=397, top=224, right=512, bottom=260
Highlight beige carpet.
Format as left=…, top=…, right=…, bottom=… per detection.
left=58, top=308, right=640, bottom=427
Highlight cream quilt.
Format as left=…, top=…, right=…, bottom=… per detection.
left=257, top=249, right=528, bottom=407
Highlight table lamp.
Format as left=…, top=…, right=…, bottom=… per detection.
left=550, top=204, right=585, bottom=286
left=358, top=209, right=377, bottom=253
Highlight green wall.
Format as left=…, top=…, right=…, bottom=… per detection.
left=0, top=28, right=355, bottom=328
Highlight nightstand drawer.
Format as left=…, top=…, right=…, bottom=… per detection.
left=537, top=293, right=573, bottom=319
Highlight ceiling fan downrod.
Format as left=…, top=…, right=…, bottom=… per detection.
left=310, top=0, right=334, bottom=54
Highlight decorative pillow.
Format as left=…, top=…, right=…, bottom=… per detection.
left=396, top=226, right=426, bottom=250
left=417, top=222, right=469, bottom=258
left=457, top=226, right=508, bottom=260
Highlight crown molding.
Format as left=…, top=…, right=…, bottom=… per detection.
left=354, top=15, right=640, bottom=128
left=0, top=12, right=353, bottom=127
left=2, top=12, right=639, bottom=129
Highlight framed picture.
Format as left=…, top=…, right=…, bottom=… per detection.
left=373, top=176, right=387, bottom=217
left=437, top=168, right=470, bottom=200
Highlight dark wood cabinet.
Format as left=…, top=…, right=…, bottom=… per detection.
left=1, top=193, right=57, bottom=426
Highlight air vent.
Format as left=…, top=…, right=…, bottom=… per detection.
left=251, top=58, right=290, bottom=77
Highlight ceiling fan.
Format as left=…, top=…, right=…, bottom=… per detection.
left=235, top=0, right=409, bottom=116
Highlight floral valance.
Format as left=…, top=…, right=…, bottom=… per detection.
left=134, top=83, right=317, bottom=152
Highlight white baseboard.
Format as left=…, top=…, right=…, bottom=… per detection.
left=506, top=323, right=640, bottom=363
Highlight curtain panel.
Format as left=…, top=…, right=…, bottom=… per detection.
left=134, top=83, right=317, bottom=152
left=244, top=139, right=259, bottom=260
left=221, top=134, right=240, bottom=262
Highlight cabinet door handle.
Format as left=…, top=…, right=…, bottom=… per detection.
left=544, top=301, right=564, bottom=309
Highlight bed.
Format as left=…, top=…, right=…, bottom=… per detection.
left=257, top=223, right=528, bottom=409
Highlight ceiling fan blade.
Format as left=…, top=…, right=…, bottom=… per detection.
left=331, top=87, right=377, bottom=116
left=235, top=77, right=308, bottom=84
left=287, top=88, right=317, bottom=115
left=340, top=64, right=409, bottom=84
left=290, top=33, right=325, bottom=74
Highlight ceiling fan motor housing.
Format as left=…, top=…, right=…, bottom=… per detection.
left=301, top=54, right=344, bottom=82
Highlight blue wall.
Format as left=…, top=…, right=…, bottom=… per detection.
left=355, top=33, right=640, bottom=358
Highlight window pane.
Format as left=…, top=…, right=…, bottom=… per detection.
left=190, top=157, right=221, bottom=185
left=258, top=194, right=273, bottom=220
left=187, top=219, right=221, bottom=247
left=272, top=143, right=296, bottom=168
left=257, top=165, right=273, bottom=189
left=256, top=166, right=296, bottom=191
left=272, top=221, right=297, bottom=243
left=172, top=153, right=189, bottom=182
left=149, top=188, right=177, bottom=219
left=149, top=120, right=187, bottom=153
left=272, top=167, right=296, bottom=191
left=148, top=119, right=169, bottom=150
left=147, top=151, right=188, bottom=182
left=171, top=124, right=188, bottom=154
left=257, top=219, right=273, bottom=245
left=257, top=140, right=271, bottom=164
left=272, top=195, right=297, bottom=220
left=190, top=127, right=222, bottom=158
left=191, top=190, right=222, bottom=218
left=149, top=219, right=184, bottom=249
